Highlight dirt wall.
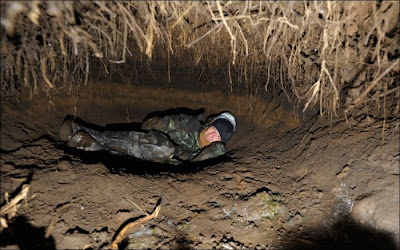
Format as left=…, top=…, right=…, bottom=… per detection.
left=1, top=1, right=399, bottom=117
left=0, top=80, right=398, bottom=249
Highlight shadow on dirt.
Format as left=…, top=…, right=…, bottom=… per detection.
left=62, top=114, right=143, bottom=132
left=171, top=234, right=194, bottom=249
left=63, top=107, right=206, bottom=133
left=60, top=144, right=233, bottom=176
left=281, top=214, right=398, bottom=250
left=143, top=107, right=206, bottom=121
left=0, top=216, right=56, bottom=250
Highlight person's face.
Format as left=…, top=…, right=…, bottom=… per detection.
left=205, top=126, right=221, bottom=143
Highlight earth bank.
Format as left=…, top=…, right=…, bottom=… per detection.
left=1, top=81, right=398, bottom=249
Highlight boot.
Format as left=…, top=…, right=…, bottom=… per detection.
left=60, top=118, right=81, bottom=141
left=67, top=131, right=104, bottom=151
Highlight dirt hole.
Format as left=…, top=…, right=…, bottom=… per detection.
left=1, top=79, right=398, bottom=249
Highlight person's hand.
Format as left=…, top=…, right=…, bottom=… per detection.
left=190, top=142, right=226, bottom=162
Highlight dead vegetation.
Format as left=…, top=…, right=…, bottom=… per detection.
left=0, top=184, right=31, bottom=230
left=1, top=1, right=399, bottom=117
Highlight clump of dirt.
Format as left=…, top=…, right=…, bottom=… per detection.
left=1, top=81, right=398, bottom=249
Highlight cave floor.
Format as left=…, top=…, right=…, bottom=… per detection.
left=1, top=82, right=399, bottom=249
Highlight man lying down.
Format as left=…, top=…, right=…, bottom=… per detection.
left=59, top=110, right=236, bottom=165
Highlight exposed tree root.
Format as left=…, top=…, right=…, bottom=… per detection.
left=109, top=201, right=161, bottom=249
left=0, top=1, right=399, bottom=118
left=45, top=203, right=81, bottom=238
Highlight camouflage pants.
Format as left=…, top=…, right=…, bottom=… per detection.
left=73, top=125, right=175, bottom=163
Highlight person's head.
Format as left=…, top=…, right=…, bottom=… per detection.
left=199, top=112, right=236, bottom=147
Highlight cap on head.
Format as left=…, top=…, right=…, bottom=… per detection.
left=212, top=112, right=236, bottom=143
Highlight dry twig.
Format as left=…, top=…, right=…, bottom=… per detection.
left=0, top=184, right=31, bottom=230
left=0, top=184, right=30, bottom=217
left=45, top=203, right=81, bottom=238
left=109, top=201, right=161, bottom=249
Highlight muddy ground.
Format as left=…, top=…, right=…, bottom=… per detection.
left=1, top=80, right=399, bottom=249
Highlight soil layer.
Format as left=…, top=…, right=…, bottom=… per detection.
left=1, top=81, right=399, bottom=249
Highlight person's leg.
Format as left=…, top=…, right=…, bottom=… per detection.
left=67, top=128, right=144, bottom=159
left=101, top=130, right=143, bottom=158
left=138, top=130, right=175, bottom=162
left=60, top=117, right=106, bottom=142
left=64, top=121, right=176, bottom=163
left=67, top=131, right=105, bottom=151
left=60, top=119, right=82, bottom=141
left=100, top=130, right=176, bottom=163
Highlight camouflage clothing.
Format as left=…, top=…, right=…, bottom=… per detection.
left=61, top=113, right=227, bottom=164
left=141, top=114, right=226, bottom=162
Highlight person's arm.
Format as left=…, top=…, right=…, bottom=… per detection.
left=142, top=114, right=201, bottom=133
left=189, top=142, right=226, bottom=162
left=141, top=116, right=169, bottom=131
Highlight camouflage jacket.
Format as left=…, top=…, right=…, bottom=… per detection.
left=141, top=113, right=226, bottom=162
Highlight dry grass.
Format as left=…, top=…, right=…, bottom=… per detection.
left=1, top=1, right=399, bottom=117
